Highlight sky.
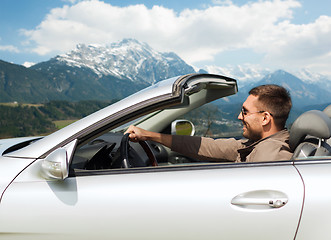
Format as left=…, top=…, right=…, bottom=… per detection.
left=1, top=0, right=331, bottom=77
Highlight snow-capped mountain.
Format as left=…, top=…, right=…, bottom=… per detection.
left=1, top=38, right=330, bottom=107
left=259, top=70, right=329, bottom=103
left=220, top=70, right=331, bottom=107
left=292, top=68, right=331, bottom=89
left=55, top=39, right=195, bottom=84
left=204, top=64, right=331, bottom=89
left=294, top=68, right=328, bottom=82
left=204, top=64, right=271, bottom=87
left=25, top=39, right=196, bottom=101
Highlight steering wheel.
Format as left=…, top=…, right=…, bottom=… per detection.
left=118, top=133, right=158, bottom=168
left=85, top=143, right=116, bottom=170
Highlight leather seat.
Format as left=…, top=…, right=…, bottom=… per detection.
left=323, top=104, right=331, bottom=118
left=290, top=110, right=331, bottom=159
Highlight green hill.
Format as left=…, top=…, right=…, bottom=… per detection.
left=0, top=100, right=116, bottom=138
left=0, top=60, right=66, bottom=103
left=0, top=59, right=148, bottom=103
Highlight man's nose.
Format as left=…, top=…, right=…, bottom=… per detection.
left=238, top=111, right=243, bottom=120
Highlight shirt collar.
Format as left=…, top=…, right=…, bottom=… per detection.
left=242, top=129, right=289, bottom=149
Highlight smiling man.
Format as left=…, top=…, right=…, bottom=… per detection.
left=126, top=84, right=293, bottom=162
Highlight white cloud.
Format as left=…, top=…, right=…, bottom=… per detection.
left=212, top=0, right=233, bottom=6
left=21, top=0, right=331, bottom=75
left=250, top=14, right=331, bottom=76
left=61, top=0, right=80, bottom=4
left=0, top=44, right=19, bottom=53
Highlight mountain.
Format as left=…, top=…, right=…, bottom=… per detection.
left=0, top=38, right=330, bottom=109
left=0, top=39, right=196, bottom=103
left=294, top=68, right=331, bottom=89
left=0, top=60, right=67, bottom=103
left=215, top=70, right=331, bottom=124
left=51, top=39, right=195, bottom=85
left=206, top=64, right=331, bottom=90
left=219, top=70, right=331, bottom=106
left=205, top=64, right=271, bottom=87
left=30, top=57, right=144, bottom=101
left=254, top=70, right=331, bottom=107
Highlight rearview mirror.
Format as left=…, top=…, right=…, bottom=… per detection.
left=171, top=120, right=195, bottom=136
left=41, top=148, right=69, bottom=180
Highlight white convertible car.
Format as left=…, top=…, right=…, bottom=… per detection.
left=0, top=73, right=331, bottom=240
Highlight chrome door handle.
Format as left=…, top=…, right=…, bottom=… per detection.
left=231, top=190, right=288, bottom=209
left=268, top=199, right=288, bottom=208
left=231, top=197, right=288, bottom=208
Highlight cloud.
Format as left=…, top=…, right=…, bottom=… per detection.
left=0, top=44, right=19, bottom=53
left=61, top=0, right=80, bottom=4
left=21, top=0, right=331, bottom=74
left=249, top=14, right=331, bottom=75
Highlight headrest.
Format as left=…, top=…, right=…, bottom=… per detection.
left=289, top=110, right=331, bottom=151
left=324, top=105, right=331, bottom=118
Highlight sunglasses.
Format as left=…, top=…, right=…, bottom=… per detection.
left=241, top=107, right=273, bottom=117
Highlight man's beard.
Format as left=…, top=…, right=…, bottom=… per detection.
left=242, top=121, right=262, bottom=141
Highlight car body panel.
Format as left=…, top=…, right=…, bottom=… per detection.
left=0, top=161, right=304, bottom=239
left=294, top=160, right=331, bottom=240
left=0, top=157, right=35, bottom=202
left=0, top=137, right=39, bottom=155
left=0, top=137, right=40, bottom=200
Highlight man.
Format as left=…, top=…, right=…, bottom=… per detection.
left=125, top=84, right=293, bottom=162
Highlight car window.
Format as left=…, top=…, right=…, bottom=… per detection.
left=176, top=103, right=242, bottom=138
left=70, top=101, right=244, bottom=173
left=110, top=111, right=160, bottom=133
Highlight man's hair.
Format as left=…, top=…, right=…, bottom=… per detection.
left=249, top=84, right=292, bottom=129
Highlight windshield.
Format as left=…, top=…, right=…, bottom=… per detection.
left=110, top=110, right=161, bottom=133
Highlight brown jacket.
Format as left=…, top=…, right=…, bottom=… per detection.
left=171, top=129, right=293, bottom=162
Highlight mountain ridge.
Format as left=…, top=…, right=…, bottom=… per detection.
left=219, top=69, right=331, bottom=108
left=0, top=39, right=330, bottom=109
left=51, top=39, right=195, bottom=85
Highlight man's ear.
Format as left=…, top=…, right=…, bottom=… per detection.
left=261, top=112, right=272, bottom=126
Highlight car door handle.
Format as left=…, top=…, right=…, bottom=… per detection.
left=231, top=190, right=288, bottom=209
left=231, top=197, right=288, bottom=208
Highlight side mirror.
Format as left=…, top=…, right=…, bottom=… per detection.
left=171, top=120, right=195, bottom=136
left=41, top=148, right=69, bottom=180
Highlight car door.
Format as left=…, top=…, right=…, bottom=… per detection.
left=294, top=159, right=331, bottom=240
left=0, top=160, right=303, bottom=240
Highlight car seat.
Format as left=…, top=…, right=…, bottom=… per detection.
left=290, top=110, right=331, bottom=159
left=323, top=104, right=331, bottom=147
left=323, top=104, right=331, bottom=118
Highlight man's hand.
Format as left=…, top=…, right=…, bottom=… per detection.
left=125, top=125, right=149, bottom=142
left=124, top=125, right=173, bottom=148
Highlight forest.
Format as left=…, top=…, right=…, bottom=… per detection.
left=0, top=100, right=115, bottom=138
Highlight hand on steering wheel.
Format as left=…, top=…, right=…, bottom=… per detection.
left=119, top=133, right=158, bottom=168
